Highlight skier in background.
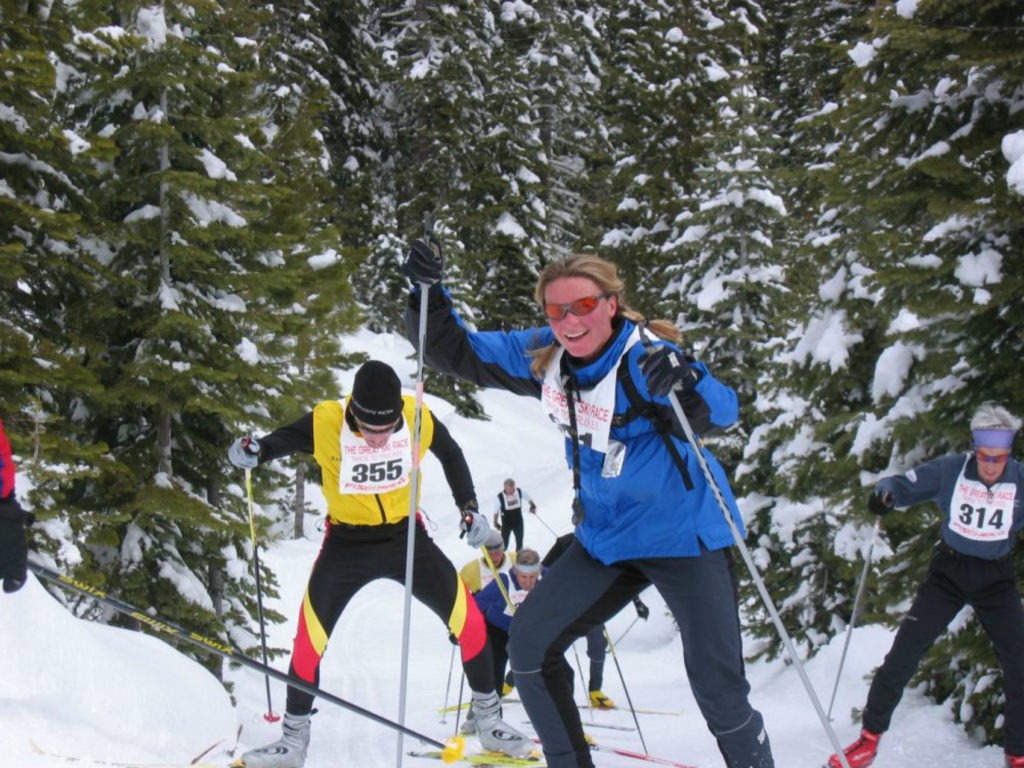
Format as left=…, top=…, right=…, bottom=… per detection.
left=0, top=418, right=31, bottom=593
left=473, top=547, right=544, bottom=703
left=227, top=360, right=532, bottom=768
left=829, top=403, right=1024, bottom=768
left=492, top=476, right=536, bottom=551
left=459, top=528, right=518, bottom=699
left=459, top=528, right=515, bottom=595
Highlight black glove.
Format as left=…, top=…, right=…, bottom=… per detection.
left=402, top=236, right=444, bottom=286
left=867, top=489, right=894, bottom=516
left=640, top=346, right=702, bottom=398
left=0, top=496, right=29, bottom=593
left=633, top=597, right=650, bottom=620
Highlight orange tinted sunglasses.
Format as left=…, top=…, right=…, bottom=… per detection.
left=544, top=294, right=609, bottom=321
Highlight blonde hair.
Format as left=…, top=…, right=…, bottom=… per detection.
left=528, top=253, right=681, bottom=379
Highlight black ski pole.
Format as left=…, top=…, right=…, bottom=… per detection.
left=245, top=467, right=279, bottom=723
left=27, top=561, right=464, bottom=762
left=637, top=329, right=850, bottom=768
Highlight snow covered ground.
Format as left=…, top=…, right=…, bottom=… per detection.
left=0, top=329, right=1008, bottom=767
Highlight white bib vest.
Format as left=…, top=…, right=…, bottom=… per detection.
left=947, top=456, right=1017, bottom=542
left=338, top=416, right=412, bottom=495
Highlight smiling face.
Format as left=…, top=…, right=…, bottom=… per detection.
left=544, top=276, right=617, bottom=362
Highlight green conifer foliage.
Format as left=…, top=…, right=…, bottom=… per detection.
left=21, top=0, right=357, bottom=672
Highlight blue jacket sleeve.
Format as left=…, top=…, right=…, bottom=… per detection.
left=876, top=455, right=958, bottom=509
left=473, top=574, right=513, bottom=632
left=406, top=285, right=550, bottom=398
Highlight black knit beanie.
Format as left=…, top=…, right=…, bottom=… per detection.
left=349, top=361, right=404, bottom=426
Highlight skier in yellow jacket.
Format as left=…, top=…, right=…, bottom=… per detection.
left=228, top=361, right=531, bottom=768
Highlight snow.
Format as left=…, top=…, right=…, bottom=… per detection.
left=0, top=330, right=1010, bottom=768
left=1003, top=130, right=1024, bottom=195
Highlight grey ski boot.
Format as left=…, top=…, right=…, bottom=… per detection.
left=239, top=712, right=311, bottom=768
left=471, top=691, right=533, bottom=759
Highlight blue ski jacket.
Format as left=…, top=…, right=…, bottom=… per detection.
left=474, top=569, right=544, bottom=633
left=406, top=286, right=745, bottom=565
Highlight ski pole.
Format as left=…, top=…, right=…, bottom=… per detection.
left=603, top=628, right=647, bottom=754
left=481, top=544, right=515, bottom=612
left=570, top=642, right=594, bottom=723
left=26, top=561, right=465, bottom=762
left=826, top=517, right=881, bottom=720
left=532, top=512, right=557, bottom=540
left=644, top=333, right=851, bottom=768
left=440, top=644, right=457, bottom=723
left=396, top=210, right=434, bottom=768
left=612, top=615, right=641, bottom=647
left=245, top=467, right=280, bottom=723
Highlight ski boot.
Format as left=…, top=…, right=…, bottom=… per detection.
left=471, top=690, right=533, bottom=759
left=828, top=729, right=880, bottom=768
left=589, top=690, right=615, bottom=709
left=237, top=712, right=311, bottom=768
left=501, top=671, right=515, bottom=697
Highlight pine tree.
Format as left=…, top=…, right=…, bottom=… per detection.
left=0, top=0, right=114, bottom=489
left=37, top=0, right=357, bottom=672
left=728, top=0, right=880, bottom=661
left=836, top=2, right=1024, bottom=743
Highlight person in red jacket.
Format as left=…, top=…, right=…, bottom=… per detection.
left=0, top=418, right=31, bottom=593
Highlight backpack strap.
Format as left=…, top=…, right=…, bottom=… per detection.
left=614, top=361, right=694, bottom=491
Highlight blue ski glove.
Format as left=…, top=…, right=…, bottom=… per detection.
left=228, top=436, right=261, bottom=470
left=0, top=496, right=29, bottom=594
left=640, top=346, right=702, bottom=398
left=867, top=489, right=894, bottom=516
left=459, top=501, right=492, bottom=549
left=402, top=236, right=444, bottom=286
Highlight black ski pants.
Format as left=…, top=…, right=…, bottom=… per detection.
left=863, top=544, right=1024, bottom=754
left=500, top=509, right=525, bottom=552
left=507, top=539, right=772, bottom=768
left=284, top=519, right=494, bottom=715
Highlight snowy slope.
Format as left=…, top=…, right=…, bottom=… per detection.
left=0, top=329, right=1007, bottom=767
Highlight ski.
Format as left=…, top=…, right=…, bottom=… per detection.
left=589, top=743, right=698, bottom=768
left=408, top=748, right=545, bottom=767
left=578, top=704, right=683, bottom=717
left=574, top=721, right=637, bottom=732
left=30, top=738, right=222, bottom=768
left=439, top=699, right=681, bottom=717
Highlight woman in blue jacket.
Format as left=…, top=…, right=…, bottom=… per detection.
left=403, top=245, right=773, bottom=768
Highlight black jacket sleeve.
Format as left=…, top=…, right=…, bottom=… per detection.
left=406, top=285, right=543, bottom=398
left=427, top=412, right=476, bottom=509
left=257, top=412, right=314, bottom=463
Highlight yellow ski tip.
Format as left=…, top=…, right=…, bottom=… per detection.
left=229, top=760, right=246, bottom=768
left=441, top=735, right=466, bottom=763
